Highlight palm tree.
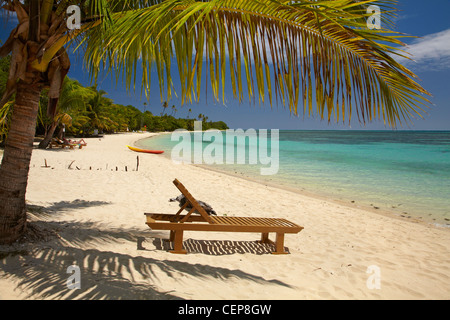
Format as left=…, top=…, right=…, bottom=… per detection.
left=0, top=1, right=431, bottom=243
left=38, top=77, right=92, bottom=148
left=141, top=102, right=147, bottom=130
left=85, top=86, right=115, bottom=133
left=161, top=101, right=169, bottom=116
left=170, top=105, right=177, bottom=116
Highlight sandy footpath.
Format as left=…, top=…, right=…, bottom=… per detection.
left=0, top=132, right=449, bottom=300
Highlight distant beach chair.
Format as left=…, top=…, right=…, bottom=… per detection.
left=145, top=179, right=304, bottom=254
left=49, top=138, right=61, bottom=149
left=64, top=138, right=87, bottom=149
left=49, top=138, right=76, bottom=149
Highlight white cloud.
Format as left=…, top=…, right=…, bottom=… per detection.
left=396, top=28, right=450, bottom=71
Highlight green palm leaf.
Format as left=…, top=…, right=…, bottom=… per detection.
left=74, top=0, right=430, bottom=128
left=2, top=0, right=431, bottom=128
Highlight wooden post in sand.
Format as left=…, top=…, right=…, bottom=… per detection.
left=136, top=156, right=140, bottom=172
left=42, top=159, right=50, bottom=168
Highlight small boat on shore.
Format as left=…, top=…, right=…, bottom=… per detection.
left=127, top=145, right=164, bottom=154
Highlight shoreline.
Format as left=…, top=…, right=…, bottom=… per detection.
left=192, top=163, right=439, bottom=229
left=136, top=132, right=449, bottom=231
left=1, top=132, right=449, bottom=300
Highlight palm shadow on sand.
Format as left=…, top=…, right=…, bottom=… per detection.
left=1, top=200, right=294, bottom=300
left=152, top=237, right=289, bottom=255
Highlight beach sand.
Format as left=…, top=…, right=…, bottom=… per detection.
left=1, top=132, right=449, bottom=300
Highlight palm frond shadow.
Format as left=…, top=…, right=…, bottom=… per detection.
left=27, top=200, right=111, bottom=218
left=1, top=215, right=294, bottom=299
left=0, top=246, right=180, bottom=299
left=152, top=238, right=289, bottom=255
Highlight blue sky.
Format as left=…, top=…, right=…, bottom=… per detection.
left=1, top=0, right=449, bottom=130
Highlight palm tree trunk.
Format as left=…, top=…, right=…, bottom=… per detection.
left=0, top=81, right=41, bottom=244
left=38, top=120, right=59, bottom=149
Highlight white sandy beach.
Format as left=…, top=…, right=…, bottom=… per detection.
left=1, top=132, right=449, bottom=300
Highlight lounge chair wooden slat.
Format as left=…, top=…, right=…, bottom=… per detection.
left=180, top=206, right=197, bottom=223
left=274, top=219, right=287, bottom=227
left=214, top=216, right=229, bottom=225
left=262, top=219, right=276, bottom=226
left=233, top=217, right=247, bottom=225
left=211, top=216, right=227, bottom=224
left=255, top=218, right=273, bottom=226
left=173, top=179, right=215, bottom=224
left=175, top=202, right=189, bottom=216
left=146, top=213, right=206, bottom=223
left=146, top=217, right=302, bottom=233
left=256, top=218, right=273, bottom=227
left=248, top=217, right=265, bottom=226
left=145, top=179, right=304, bottom=254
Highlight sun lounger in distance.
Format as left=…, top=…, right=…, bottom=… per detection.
left=64, top=138, right=87, bottom=149
left=49, top=138, right=76, bottom=149
left=145, top=179, right=304, bottom=254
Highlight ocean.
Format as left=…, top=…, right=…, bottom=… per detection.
left=138, top=130, right=450, bottom=227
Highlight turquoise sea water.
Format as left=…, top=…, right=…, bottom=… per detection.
left=138, top=130, right=450, bottom=227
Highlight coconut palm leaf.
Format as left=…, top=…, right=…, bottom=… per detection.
left=58, top=78, right=95, bottom=112
left=1, top=0, right=430, bottom=128
left=73, top=0, right=430, bottom=128
left=0, top=99, right=13, bottom=140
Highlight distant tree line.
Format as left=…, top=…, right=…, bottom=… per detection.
left=0, top=56, right=228, bottom=148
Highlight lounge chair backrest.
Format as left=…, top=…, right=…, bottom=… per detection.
left=173, top=179, right=214, bottom=224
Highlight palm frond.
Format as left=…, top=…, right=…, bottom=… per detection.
left=0, top=0, right=428, bottom=128
left=75, top=0, right=430, bottom=128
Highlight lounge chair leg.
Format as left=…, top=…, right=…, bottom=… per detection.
left=259, top=233, right=274, bottom=245
left=169, top=230, right=175, bottom=242
left=169, top=230, right=187, bottom=254
left=272, top=233, right=289, bottom=255
left=261, top=233, right=269, bottom=243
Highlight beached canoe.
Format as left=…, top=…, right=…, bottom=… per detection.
left=127, top=145, right=164, bottom=154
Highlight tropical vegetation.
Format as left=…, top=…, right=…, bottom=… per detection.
left=0, top=55, right=228, bottom=147
left=0, top=0, right=431, bottom=244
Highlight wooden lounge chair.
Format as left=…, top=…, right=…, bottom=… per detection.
left=64, top=138, right=87, bottom=149
left=49, top=139, right=61, bottom=149
left=49, top=138, right=76, bottom=149
left=145, top=179, right=304, bottom=254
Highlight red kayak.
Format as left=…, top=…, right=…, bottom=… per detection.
left=127, top=145, right=164, bottom=154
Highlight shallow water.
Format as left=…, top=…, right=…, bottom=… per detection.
left=139, top=130, right=450, bottom=227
